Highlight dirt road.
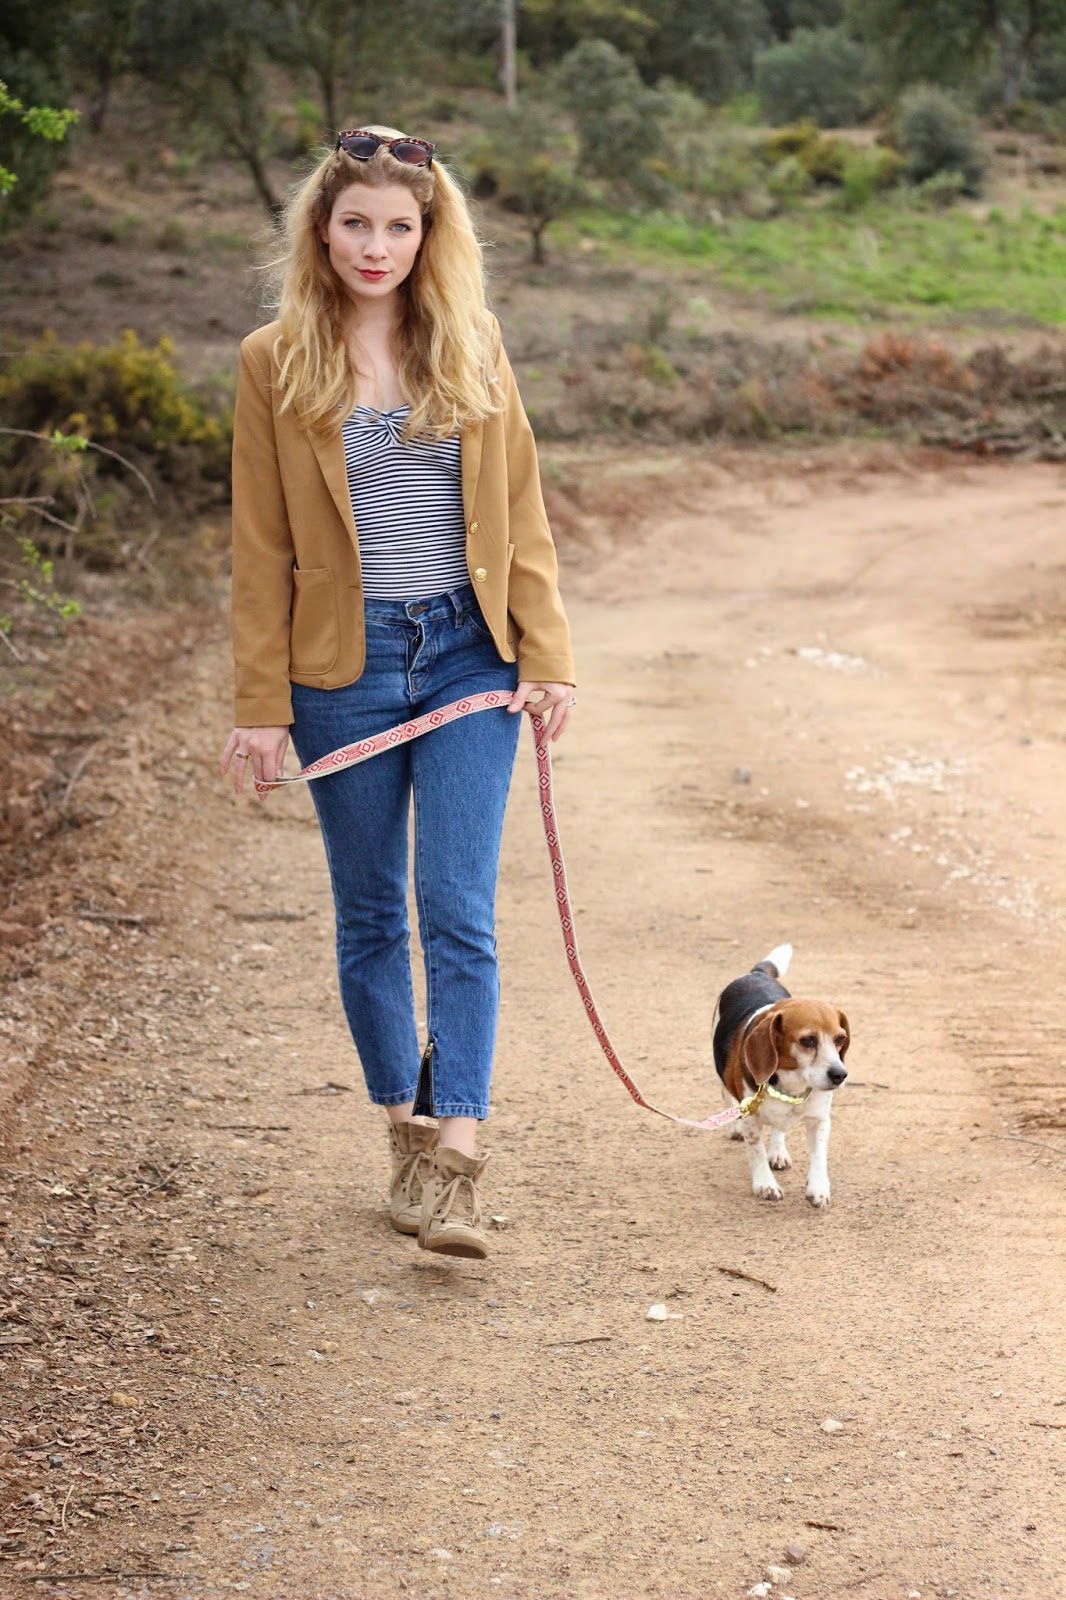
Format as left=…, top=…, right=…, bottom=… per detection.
left=2, top=451, right=1065, bottom=1600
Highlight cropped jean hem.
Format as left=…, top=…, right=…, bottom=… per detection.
left=429, top=1101, right=490, bottom=1121
left=369, top=1086, right=421, bottom=1109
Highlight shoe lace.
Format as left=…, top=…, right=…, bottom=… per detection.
left=430, top=1172, right=481, bottom=1229
left=397, top=1150, right=431, bottom=1207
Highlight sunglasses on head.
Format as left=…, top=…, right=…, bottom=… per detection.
left=336, top=129, right=435, bottom=168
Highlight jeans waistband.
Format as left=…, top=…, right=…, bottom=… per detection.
left=362, top=583, right=478, bottom=627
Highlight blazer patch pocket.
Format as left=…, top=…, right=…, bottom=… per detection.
left=290, top=566, right=339, bottom=675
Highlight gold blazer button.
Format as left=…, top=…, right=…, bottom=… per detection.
left=473, top=566, right=487, bottom=581
left=469, top=520, right=480, bottom=534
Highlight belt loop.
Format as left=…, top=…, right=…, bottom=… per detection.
left=449, top=586, right=466, bottom=627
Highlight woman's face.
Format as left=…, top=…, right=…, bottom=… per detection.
left=321, top=181, right=424, bottom=307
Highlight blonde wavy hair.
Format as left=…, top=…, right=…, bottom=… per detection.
left=268, top=127, right=499, bottom=441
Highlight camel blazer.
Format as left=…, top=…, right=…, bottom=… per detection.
left=230, top=318, right=575, bottom=727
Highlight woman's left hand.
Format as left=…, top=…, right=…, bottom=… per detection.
left=508, top=681, right=576, bottom=742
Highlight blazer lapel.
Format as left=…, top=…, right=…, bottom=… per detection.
left=309, top=426, right=358, bottom=544
left=461, top=423, right=483, bottom=525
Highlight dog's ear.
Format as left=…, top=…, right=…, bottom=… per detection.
left=743, top=1010, right=783, bottom=1083
left=836, top=1010, right=851, bottom=1058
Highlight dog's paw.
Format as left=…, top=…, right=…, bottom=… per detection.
left=806, top=1187, right=831, bottom=1209
left=754, top=1180, right=783, bottom=1201
left=769, top=1149, right=792, bottom=1171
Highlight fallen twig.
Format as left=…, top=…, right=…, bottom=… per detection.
left=971, top=1133, right=1066, bottom=1158
left=232, top=909, right=311, bottom=923
left=805, top=1519, right=844, bottom=1530
left=17, top=1574, right=176, bottom=1585
left=76, top=908, right=156, bottom=927
left=716, top=1264, right=778, bottom=1293
left=289, top=1080, right=354, bottom=1095
left=61, top=747, right=99, bottom=812
left=138, top=1162, right=183, bottom=1196
left=546, top=1335, right=613, bottom=1347
left=205, top=1123, right=292, bottom=1132
left=59, top=1483, right=73, bottom=1535
left=1030, top=1419, right=1066, bottom=1429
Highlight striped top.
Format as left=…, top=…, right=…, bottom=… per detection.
left=341, top=404, right=470, bottom=600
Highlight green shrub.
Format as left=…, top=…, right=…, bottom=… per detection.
left=0, top=331, right=231, bottom=566
left=914, top=168, right=970, bottom=208
left=678, top=125, right=765, bottom=211
left=839, top=145, right=904, bottom=207
left=767, top=154, right=814, bottom=200
left=763, top=120, right=847, bottom=184
left=897, top=86, right=986, bottom=194
left=754, top=27, right=867, bottom=127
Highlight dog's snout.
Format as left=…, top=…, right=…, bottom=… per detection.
left=827, top=1063, right=847, bottom=1087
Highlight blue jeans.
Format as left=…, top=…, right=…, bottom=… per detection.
left=290, top=584, right=521, bottom=1120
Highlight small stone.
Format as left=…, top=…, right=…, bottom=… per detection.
left=490, top=1215, right=509, bottom=1229
left=747, top=1584, right=772, bottom=1599
left=110, top=1391, right=138, bottom=1408
left=733, top=766, right=752, bottom=784
left=646, top=1303, right=668, bottom=1321
left=766, top=1565, right=791, bottom=1586
left=820, top=1416, right=844, bottom=1433
left=785, top=1542, right=808, bottom=1564
left=429, top=1547, right=452, bottom=1560
left=311, top=1514, right=326, bottom=1528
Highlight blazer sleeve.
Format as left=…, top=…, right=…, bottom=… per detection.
left=230, top=337, right=297, bottom=727
left=494, top=338, right=576, bottom=686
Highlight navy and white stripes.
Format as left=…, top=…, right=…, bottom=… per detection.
left=341, top=404, right=470, bottom=600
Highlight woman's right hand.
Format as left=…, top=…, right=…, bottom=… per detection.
left=220, top=725, right=291, bottom=797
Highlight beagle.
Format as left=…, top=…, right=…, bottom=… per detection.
left=713, top=944, right=850, bottom=1208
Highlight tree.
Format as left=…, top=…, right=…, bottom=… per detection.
left=133, top=0, right=286, bottom=216
left=0, top=0, right=79, bottom=218
left=848, top=0, right=1066, bottom=106
left=265, top=0, right=354, bottom=136
left=552, top=38, right=672, bottom=198
left=0, top=80, right=79, bottom=200
left=641, top=0, right=771, bottom=101
left=469, top=105, right=583, bottom=261
left=521, top=0, right=657, bottom=67
left=754, top=26, right=867, bottom=125
left=764, top=0, right=843, bottom=39
left=70, top=0, right=144, bottom=134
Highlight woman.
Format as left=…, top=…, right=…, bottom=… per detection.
left=220, top=126, right=575, bottom=1260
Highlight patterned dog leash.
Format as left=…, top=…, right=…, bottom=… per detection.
left=254, top=690, right=762, bottom=1133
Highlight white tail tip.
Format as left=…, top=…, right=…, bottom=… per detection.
left=763, top=942, right=792, bottom=978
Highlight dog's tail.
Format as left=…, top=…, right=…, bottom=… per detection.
left=755, top=942, right=792, bottom=980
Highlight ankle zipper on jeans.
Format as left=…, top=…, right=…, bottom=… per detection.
left=413, top=1035, right=435, bottom=1119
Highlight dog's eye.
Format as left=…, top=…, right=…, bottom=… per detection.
left=799, top=1035, right=817, bottom=1049
left=834, top=1034, right=847, bottom=1049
